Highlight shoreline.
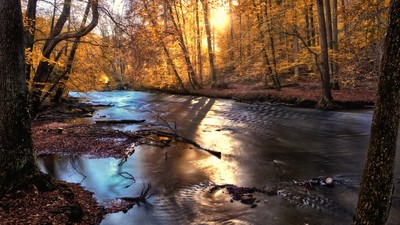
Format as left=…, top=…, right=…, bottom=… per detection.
left=132, top=83, right=376, bottom=110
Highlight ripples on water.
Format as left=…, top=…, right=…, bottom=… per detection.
left=38, top=91, right=399, bottom=225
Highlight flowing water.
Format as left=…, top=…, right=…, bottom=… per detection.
left=37, top=91, right=400, bottom=225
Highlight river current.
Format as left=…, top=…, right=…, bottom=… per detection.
left=37, top=91, right=400, bottom=225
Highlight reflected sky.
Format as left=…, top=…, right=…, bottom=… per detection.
left=38, top=91, right=400, bottom=225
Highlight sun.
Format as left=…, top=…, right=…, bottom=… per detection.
left=210, top=6, right=229, bottom=30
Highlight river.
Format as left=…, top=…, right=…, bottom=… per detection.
left=37, top=91, right=400, bottom=225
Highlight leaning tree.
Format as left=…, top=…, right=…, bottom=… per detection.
left=353, top=0, right=400, bottom=224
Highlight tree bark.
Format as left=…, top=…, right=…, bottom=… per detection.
left=166, top=0, right=201, bottom=89
left=331, top=0, right=340, bottom=89
left=195, top=0, right=203, bottom=84
left=310, top=3, right=317, bottom=46
left=228, top=0, right=234, bottom=62
left=353, top=0, right=400, bottom=224
left=51, top=0, right=93, bottom=103
left=324, top=0, right=335, bottom=81
left=316, top=0, right=333, bottom=103
left=142, top=0, right=187, bottom=92
left=0, top=0, right=36, bottom=198
left=25, top=0, right=38, bottom=81
left=201, top=0, right=217, bottom=86
left=253, top=0, right=273, bottom=87
left=266, top=0, right=281, bottom=90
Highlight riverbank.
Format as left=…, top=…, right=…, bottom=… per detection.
left=137, top=81, right=377, bottom=109
left=0, top=101, right=108, bottom=225
left=0, top=85, right=377, bottom=224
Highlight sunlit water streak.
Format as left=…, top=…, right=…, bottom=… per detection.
left=38, top=91, right=399, bottom=225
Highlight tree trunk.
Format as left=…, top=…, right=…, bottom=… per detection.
left=166, top=1, right=201, bottom=89
left=25, top=0, right=38, bottom=81
left=305, top=3, right=311, bottom=47
left=51, top=0, right=92, bottom=103
left=0, top=0, right=36, bottom=198
left=316, top=0, right=333, bottom=103
left=331, top=0, right=340, bottom=89
left=324, top=0, right=334, bottom=80
left=341, top=0, right=349, bottom=51
left=30, top=0, right=99, bottom=116
left=252, top=0, right=273, bottom=87
left=310, top=3, right=317, bottom=46
left=353, top=0, right=400, bottom=224
left=266, top=0, right=281, bottom=90
left=228, top=0, right=234, bottom=62
left=195, top=0, right=203, bottom=84
left=142, top=0, right=187, bottom=93
left=201, top=0, right=217, bottom=86
left=294, top=18, right=300, bottom=78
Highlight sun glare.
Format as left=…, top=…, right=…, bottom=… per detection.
left=210, top=6, right=229, bottom=30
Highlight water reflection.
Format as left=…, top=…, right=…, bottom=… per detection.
left=37, top=91, right=400, bottom=225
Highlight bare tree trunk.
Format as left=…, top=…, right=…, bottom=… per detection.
left=305, top=2, right=311, bottom=47
left=0, top=0, right=36, bottom=198
left=201, top=0, right=217, bottom=86
left=310, top=3, right=317, bottom=46
left=228, top=0, right=234, bottom=62
left=266, top=0, right=281, bottom=90
left=316, top=0, right=333, bottom=104
left=294, top=11, right=300, bottom=79
left=167, top=1, right=201, bottom=89
left=25, top=0, right=38, bottom=81
left=163, top=45, right=188, bottom=92
left=341, top=0, right=349, bottom=51
left=353, top=1, right=400, bottom=224
left=195, top=0, right=203, bottom=84
left=332, top=0, right=340, bottom=89
left=252, top=0, right=273, bottom=87
left=51, top=0, right=92, bottom=103
left=30, top=0, right=99, bottom=115
left=142, top=0, right=187, bottom=92
left=324, top=0, right=334, bottom=80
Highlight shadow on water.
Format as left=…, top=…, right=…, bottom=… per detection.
left=37, top=91, right=400, bottom=225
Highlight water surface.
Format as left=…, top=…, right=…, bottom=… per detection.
left=38, top=91, right=400, bottom=225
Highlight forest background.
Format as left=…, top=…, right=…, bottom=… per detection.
left=24, top=0, right=387, bottom=110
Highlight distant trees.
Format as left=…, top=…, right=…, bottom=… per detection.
left=20, top=0, right=390, bottom=107
left=0, top=0, right=36, bottom=198
left=353, top=0, right=400, bottom=224
left=117, top=0, right=389, bottom=96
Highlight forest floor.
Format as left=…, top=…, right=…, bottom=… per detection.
left=0, top=80, right=377, bottom=224
left=0, top=101, right=146, bottom=225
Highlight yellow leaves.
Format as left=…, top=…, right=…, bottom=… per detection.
left=23, top=16, right=36, bottom=34
left=25, top=47, right=64, bottom=68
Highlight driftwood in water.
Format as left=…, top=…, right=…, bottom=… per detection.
left=119, top=129, right=221, bottom=158
left=106, top=183, right=152, bottom=213
left=91, top=103, right=114, bottom=107
left=151, top=130, right=221, bottom=158
left=95, top=119, right=146, bottom=124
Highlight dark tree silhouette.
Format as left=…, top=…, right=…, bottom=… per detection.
left=0, top=0, right=37, bottom=198
left=353, top=0, right=400, bottom=224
